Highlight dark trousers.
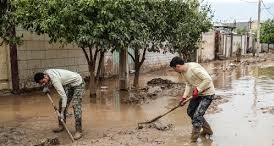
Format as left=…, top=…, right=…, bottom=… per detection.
left=187, top=95, right=214, bottom=128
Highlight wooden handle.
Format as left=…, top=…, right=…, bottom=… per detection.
left=46, top=93, right=75, bottom=142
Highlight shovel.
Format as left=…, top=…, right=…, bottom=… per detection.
left=137, top=87, right=210, bottom=128
left=137, top=97, right=192, bottom=129
left=46, top=93, right=75, bottom=143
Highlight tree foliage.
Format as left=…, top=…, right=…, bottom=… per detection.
left=236, top=27, right=248, bottom=35
left=0, top=0, right=21, bottom=46
left=4, top=0, right=212, bottom=89
left=165, top=0, right=213, bottom=60
left=261, top=19, right=274, bottom=44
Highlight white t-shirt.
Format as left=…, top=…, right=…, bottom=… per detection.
left=44, top=69, right=82, bottom=107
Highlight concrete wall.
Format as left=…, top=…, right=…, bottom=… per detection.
left=199, top=32, right=215, bottom=62
left=0, top=44, right=11, bottom=90
left=233, top=35, right=241, bottom=53
left=234, top=35, right=254, bottom=54
left=16, top=29, right=92, bottom=89
left=104, top=49, right=175, bottom=76
left=225, top=36, right=232, bottom=58
left=261, top=43, right=274, bottom=52
left=141, top=51, right=175, bottom=72
left=16, top=29, right=175, bottom=89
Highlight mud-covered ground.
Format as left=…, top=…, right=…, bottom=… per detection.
left=122, top=78, right=229, bottom=114
left=0, top=77, right=228, bottom=146
left=1, top=53, right=274, bottom=146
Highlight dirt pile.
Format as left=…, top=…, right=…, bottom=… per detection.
left=121, top=78, right=184, bottom=104
left=33, top=137, right=60, bottom=146
left=138, top=121, right=174, bottom=131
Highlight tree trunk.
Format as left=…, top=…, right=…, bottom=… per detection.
left=9, top=26, right=19, bottom=93
left=268, top=43, right=270, bottom=53
left=81, top=47, right=97, bottom=97
left=89, top=64, right=96, bottom=98
left=133, top=65, right=140, bottom=87
left=96, top=51, right=105, bottom=81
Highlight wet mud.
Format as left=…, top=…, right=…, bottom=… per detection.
left=122, top=78, right=184, bottom=104
left=70, top=127, right=173, bottom=146
left=0, top=117, right=58, bottom=146
left=1, top=53, right=274, bottom=146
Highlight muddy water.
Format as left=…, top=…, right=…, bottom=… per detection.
left=1, top=58, right=274, bottom=146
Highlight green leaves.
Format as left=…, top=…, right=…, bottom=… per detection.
left=2, top=0, right=212, bottom=58
left=0, top=0, right=22, bottom=46
left=165, top=0, right=213, bottom=59
left=261, top=19, right=274, bottom=44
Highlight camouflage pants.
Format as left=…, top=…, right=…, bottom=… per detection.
left=187, top=95, right=214, bottom=128
left=58, top=81, right=85, bottom=132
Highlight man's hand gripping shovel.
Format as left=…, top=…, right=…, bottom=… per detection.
left=137, top=87, right=210, bottom=129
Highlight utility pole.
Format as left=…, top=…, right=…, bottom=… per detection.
left=247, top=18, right=252, bottom=52
left=256, top=0, right=261, bottom=57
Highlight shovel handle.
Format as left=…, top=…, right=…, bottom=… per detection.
left=138, top=97, right=192, bottom=126
left=46, top=93, right=75, bottom=142
left=60, top=120, right=75, bottom=142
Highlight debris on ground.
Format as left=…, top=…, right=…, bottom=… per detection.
left=260, top=107, right=274, bottom=114
left=33, top=137, right=60, bottom=146
left=71, top=124, right=176, bottom=146
left=137, top=121, right=174, bottom=131
left=147, top=78, right=174, bottom=86
left=121, top=78, right=184, bottom=104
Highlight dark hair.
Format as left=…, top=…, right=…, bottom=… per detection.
left=170, top=56, right=185, bottom=68
left=34, top=72, right=45, bottom=83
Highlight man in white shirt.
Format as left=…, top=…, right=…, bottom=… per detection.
left=170, top=56, right=215, bottom=142
left=34, top=69, right=85, bottom=140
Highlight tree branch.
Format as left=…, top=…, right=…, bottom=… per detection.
left=96, top=50, right=105, bottom=80
left=88, top=45, right=93, bottom=63
left=128, top=51, right=135, bottom=62
left=0, top=40, right=4, bottom=46
left=140, top=47, right=147, bottom=65
left=94, top=47, right=99, bottom=63
left=110, top=47, right=116, bottom=53
left=81, top=47, right=90, bottom=65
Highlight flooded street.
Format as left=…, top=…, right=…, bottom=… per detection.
left=1, top=56, right=274, bottom=146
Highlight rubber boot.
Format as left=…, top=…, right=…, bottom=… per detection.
left=191, top=126, right=201, bottom=143
left=200, top=121, right=213, bottom=136
left=52, top=125, right=64, bottom=133
left=73, top=127, right=82, bottom=140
